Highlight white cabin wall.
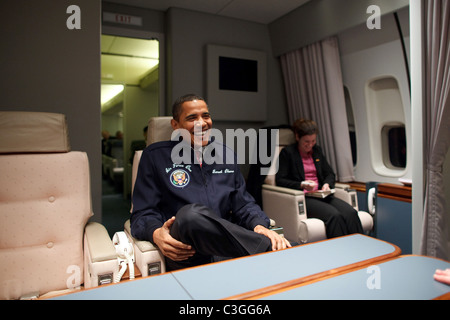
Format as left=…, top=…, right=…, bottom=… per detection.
left=338, top=8, right=411, bottom=183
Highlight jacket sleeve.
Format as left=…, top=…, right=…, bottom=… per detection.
left=314, top=146, right=336, bottom=189
left=130, top=148, right=164, bottom=244
left=275, top=145, right=303, bottom=190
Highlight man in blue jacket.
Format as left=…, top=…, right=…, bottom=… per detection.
left=131, top=94, right=290, bottom=270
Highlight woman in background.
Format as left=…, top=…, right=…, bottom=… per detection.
left=276, top=119, right=363, bottom=238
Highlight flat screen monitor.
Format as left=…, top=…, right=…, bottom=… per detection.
left=218, top=56, right=258, bottom=92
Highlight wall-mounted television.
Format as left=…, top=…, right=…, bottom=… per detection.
left=206, top=45, right=267, bottom=121
left=219, top=56, right=258, bottom=92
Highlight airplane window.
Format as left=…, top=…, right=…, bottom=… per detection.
left=383, top=125, right=407, bottom=169
left=366, top=76, right=407, bottom=175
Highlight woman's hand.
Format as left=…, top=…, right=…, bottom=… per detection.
left=301, top=180, right=316, bottom=191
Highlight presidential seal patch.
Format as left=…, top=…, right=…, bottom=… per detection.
left=170, top=169, right=190, bottom=187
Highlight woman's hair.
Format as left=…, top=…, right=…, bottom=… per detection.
left=172, top=93, right=206, bottom=121
left=292, top=119, right=319, bottom=138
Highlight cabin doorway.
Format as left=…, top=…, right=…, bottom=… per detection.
left=100, top=33, right=161, bottom=236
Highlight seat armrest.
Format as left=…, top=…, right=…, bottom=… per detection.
left=262, top=184, right=307, bottom=244
left=84, top=222, right=117, bottom=262
left=262, top=184, right=329, bottom=244
left=334, top=186, right=360, bottom=212
left=358, top=211, right=374, bottom=232
left=83, top=222, right=119, bottom=288
left=124, top=220, right=166, bottom=276
left=262, top=184, right=304, bottom=196
left=335, top=182, right=351, bottom=190
left=334, top=187, right=350, bottom=200
left=299, top=218, right=327, bottom=243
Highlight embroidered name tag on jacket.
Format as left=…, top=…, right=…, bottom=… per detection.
left=212, top=169, right=234, bottom=174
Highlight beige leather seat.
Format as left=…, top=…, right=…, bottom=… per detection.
left=261, top=128, right=373, bottom=244
left=0, top=112, right=118, bottom=299
left=124, top=116, right=173, bottom=276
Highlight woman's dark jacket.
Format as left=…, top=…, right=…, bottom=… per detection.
left=276, top=143, right=335, bottom=190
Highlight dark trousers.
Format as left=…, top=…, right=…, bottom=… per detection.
left=305, top=195, right=363, bottom=238
left=167, top=204, right=272, bottom=271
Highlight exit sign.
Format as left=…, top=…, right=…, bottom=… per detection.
left=103, top=12, right=143, bottom=26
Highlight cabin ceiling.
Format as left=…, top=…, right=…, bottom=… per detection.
left=105, top=0, right=312, bottom=24
left=101, top=35, right=159, bottom=85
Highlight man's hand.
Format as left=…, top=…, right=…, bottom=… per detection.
left=152, top=217, right=196, bottom=261
left=254, top=225, right=291, bottom=251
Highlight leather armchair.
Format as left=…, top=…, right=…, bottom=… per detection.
left=0, top=111, right=118, bottom=299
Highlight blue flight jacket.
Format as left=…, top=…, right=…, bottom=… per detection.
left=130, top=139, right=270, bottom=244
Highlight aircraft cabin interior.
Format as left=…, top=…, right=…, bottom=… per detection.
left=1, top=0, right=450, bottom=302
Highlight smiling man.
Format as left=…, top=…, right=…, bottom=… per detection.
left=130, top=94, right=290, bottom=270
left=171, top=96, right=212, bottom=148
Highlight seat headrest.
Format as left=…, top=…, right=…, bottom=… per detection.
left=147, top=116, right=173, bottom=145
left=0, top=111, right=71, bottom=153
left=278, top=128, right=296, bottom=146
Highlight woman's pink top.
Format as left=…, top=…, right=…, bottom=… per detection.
left=300, top=150, right=319, bottom=192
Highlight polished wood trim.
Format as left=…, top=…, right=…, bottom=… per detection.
left=348, top=181, right=367, bottom=192
left=377, top=183, right=412, bottom=202
left=225, top=234, right=402, bottom=300
left=435, top=292, right=450, bottom=300
left=336, top=181, right=366, bottom=192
